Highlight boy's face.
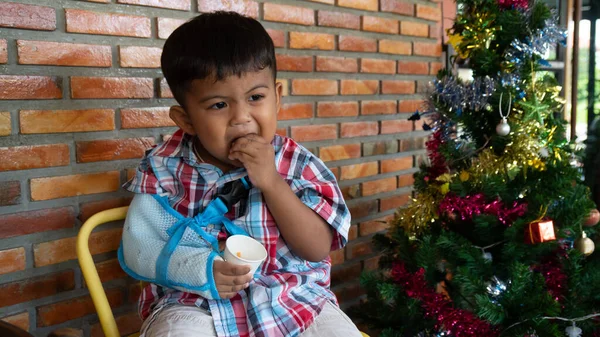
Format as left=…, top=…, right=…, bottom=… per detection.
left=170, top=68, right=282, bottom=173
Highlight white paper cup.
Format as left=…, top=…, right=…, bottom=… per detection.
left=223, top=235, right=267, bottom=276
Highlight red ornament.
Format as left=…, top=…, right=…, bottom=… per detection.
left=497, top=0, right=528, bottom=9
left=524, top=220, right=556, bottom=244
left=584, top=209, right=600, bottom=227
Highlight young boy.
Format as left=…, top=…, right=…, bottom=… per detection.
left=120, top=11, right=363, bottom=337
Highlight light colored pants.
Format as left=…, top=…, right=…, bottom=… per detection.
left=141, top=301, right=364, bottom=337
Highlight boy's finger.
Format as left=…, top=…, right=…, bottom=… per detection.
left=218, top=261, right=252, bottom=276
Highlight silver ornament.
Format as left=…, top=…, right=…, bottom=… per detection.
left=496, top=117, right=511, bottom=136
left=483, top=252, right=493, bottom=262
left=565, top=324, right=582, bottom=337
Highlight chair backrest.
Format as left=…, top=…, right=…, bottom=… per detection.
left=76, top=206, right=129, bottom=337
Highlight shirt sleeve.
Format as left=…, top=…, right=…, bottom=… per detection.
left=122, top=150, right=164, bottom=195
left=290, top=155, right=351, bottom=251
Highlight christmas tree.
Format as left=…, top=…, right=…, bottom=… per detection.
left=354, top=0, right=600, bottom=336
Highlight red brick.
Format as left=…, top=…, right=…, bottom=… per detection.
left=121, top=107, right=174, bottom=129
left=0, top=111, right=9, bottom=136
left=329, top=249, right=344, bottom=266
left=399, top=99, right=425, bottom=112
left=0, top=312, right=29, bottom=332
left=382, top=80, right=415, bottom=94
left=0, top=247, right=26, bottom=275
left=71, top=77, right=153, bottom=99
left=379, top=40, right=411, bottom=55
left=17, top=40, right=111, bottom=67
left=0, top=144, right=69, bottom=172
left=0, top=181, right=20, bottom=206
left=381, top=0, right=414, bottom=15
left=0, top=40, right=7, bottom=64
left=291, top=125, right=337, bottom=142
left=20, top=109, right=115, bottom=133
left=400, top=137, right=426, bottom=152
left=362, top=177, right=397, bottom=197
left=319, top=144, right=361, bottom=162
left=95, top=259, right=128, bottom=284
left=267, top=29, right=285, bottom=48
left=0, top=271, right=75, bottom=308
left=348, top=200, right=378, bottom=219
left=79, top=197, right=133, bottom=223
left=276, top=54, right=313, bottom=72
left=339, top=36, right=377, bottom=52
left=414, top=42, right=443, bottom=57
left=348, top=225, right=358, bottom=241
left=0, top=3, right=56, bottom=31
left=398, top=173, right=415, bottom=187
left=30, top=171, right=120, bottom=201
left=334, top=282, right=366, bottom=304
left=91, top=311, right=142, bottom=337
left=159, top=78, right=173, bottom=98
left=199, top=0, right=258, bottom=18
left=0, top=75, right=62, bottom=100
left=341, top=185, right=360, bottom=200
left=292, top=79, right=337, bottom=95
left=66, top=9, right=151, bottom=38
left=346, top=240, right=373, bottom=259
left=128, top=283, right=143, bottom=304
left=76, top=137, right=154, bottom=163
left=400, top=21, right=430, bottom=37
left=290, top=32, right=334, bottom=50
left=362, top=16, right=398, bottom=34
left=119, top=46, right=161, bottom=68
left=341, top=122, right=378, bottom=138
left=341, top=162, right=378, bottom=180
left=317, top=101, right=358, bottom=117
left=361, top=100, right=397, bottom=115
left=157, top=17, right=186, bottom=39
left=331, top=262, right=362, bottom=285
left=34, top=228, right=122, bottom=267
left=279, top=103, right=313, bottom=120
left=117, top=0, right=190, bottom=10
left=417, top=4, right=441, bottom=21
left=380, top=194, right=410, bottom=211
left=360, top=215, right=394, bottom=236
left=382, top=157, right=413, bottom=173
left=316, top=56, right=358, bottom=73
left=361, top=58, right=396, bottom=74
left=340, top=80, right=378, bottom=95
left=318, top=11, right=360, bottom=30
left=264, top=3, right=314, bottom=25
left=430, top=62, right=443, bottom=75
left=381, top=120, right=414, bottom=134
left=0, top=207, right=75, bottom=239
left=364, top=255, right=382, bottom=271
left=37, top=288, right=123, bottom=327
left=398, top=61, right=429, bottom=75
left=338, top=0, right=378, bottom=11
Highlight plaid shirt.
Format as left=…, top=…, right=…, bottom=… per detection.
left=123, top=129, right=351, bottom=337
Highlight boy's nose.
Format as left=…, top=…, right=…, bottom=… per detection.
left=230, top=106, right=252, bottom=125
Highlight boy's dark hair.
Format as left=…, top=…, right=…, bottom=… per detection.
left=161, top=11, right=277, bottom=106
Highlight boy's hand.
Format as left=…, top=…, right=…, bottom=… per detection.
left=228, top=134, right=279, bottom=191
left=213, top=260, right=252, bottom=299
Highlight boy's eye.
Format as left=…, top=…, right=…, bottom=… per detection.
left=210, top=102, right=227, bottom=110
left=249, top=94, right=264, bottom=102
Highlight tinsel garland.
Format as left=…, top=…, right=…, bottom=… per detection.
left=391, top=262, right=499, bottom=337
left=439, top=193, right=528, bottom=226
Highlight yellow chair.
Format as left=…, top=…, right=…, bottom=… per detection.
left=77, top=207, right=369, bottom=337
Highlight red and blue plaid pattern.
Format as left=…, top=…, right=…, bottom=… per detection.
left=124, top=129, right=351, bottom=337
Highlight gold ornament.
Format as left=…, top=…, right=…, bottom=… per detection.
left=459, top=170, right=470, bottom=182
left=574, top=232, right=595, bottom=256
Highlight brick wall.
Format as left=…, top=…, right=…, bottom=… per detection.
left=0, top=0, right=441, bottom=335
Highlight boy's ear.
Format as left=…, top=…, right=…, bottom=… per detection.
left=169, top=106, right=196, bottom=135
left=275, top=81, right=283, bottom=114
